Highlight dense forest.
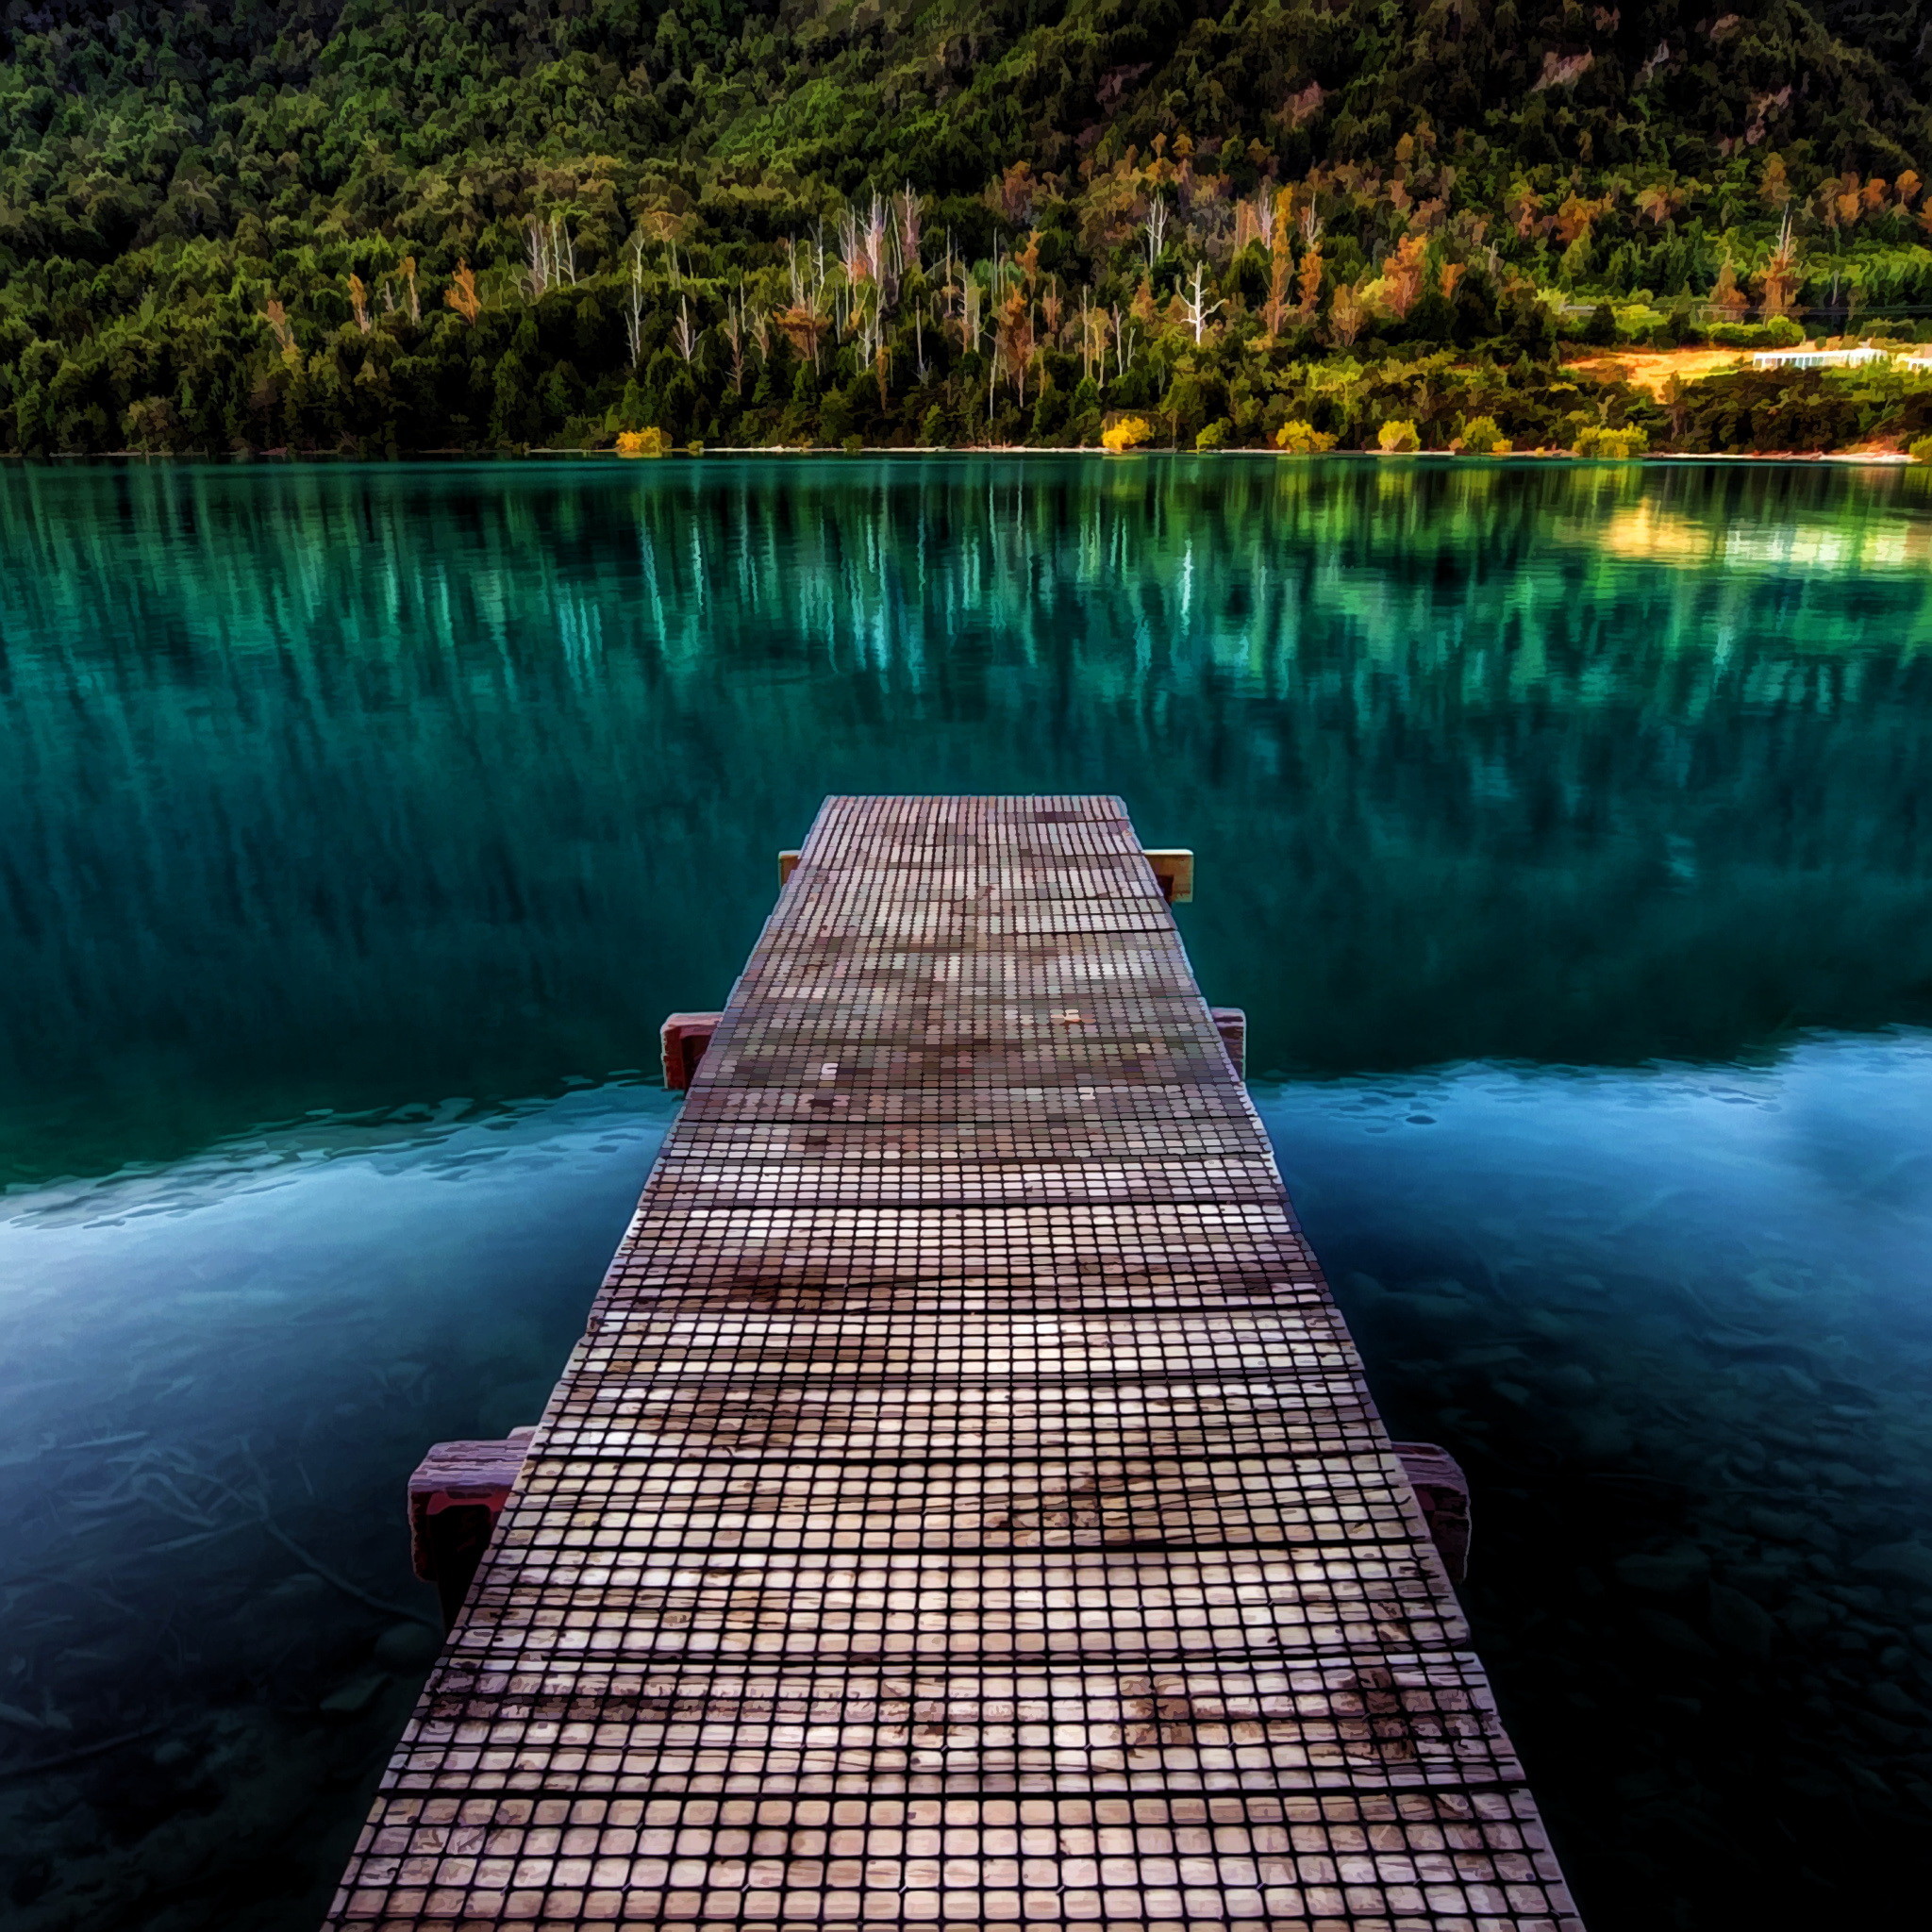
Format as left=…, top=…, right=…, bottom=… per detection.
left=5, top=0, right=1932, bottom=455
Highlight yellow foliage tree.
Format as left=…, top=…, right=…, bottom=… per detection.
left=262, top=297, right=297, bottom=364
left=1573, top=425, right=1648, bottom=458
left=616, top=427, right=674, bottom=458
left=1274, top=420, right=1337, bottom=454
left=1101, top=415, right=1154, bottom=453
left=443, top=260, right=482, bottom=325
left=1377, top=419, right=1422, bottom=452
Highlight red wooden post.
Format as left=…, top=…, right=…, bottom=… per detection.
left=1141, top=847, right=1194, bottom=903
left=1394, top=1441, right=1472, bottom=1582
left=408, top=1427, right=534, bottom=1631
left=1209, top=1007, right=1245, bottom=1079
left=660, top=1011, right=722, bottom=1091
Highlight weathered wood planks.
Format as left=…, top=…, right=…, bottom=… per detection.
left=326, top=795, right=1581, bottom=1932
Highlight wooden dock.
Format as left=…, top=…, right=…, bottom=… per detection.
left=327, top=795, right=1581, bottom=1932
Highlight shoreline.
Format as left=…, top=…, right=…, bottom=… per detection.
left=8, top=445, right=1922, bottom=466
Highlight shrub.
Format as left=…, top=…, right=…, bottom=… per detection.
left=1705, top=318, right=1806, bottom=349
left=1101, top=414, right=1155, bottom=453
left=1582, top=303, right=1617, bottom=345
left=1458, top=414, right=1504, bottom=454
left=1194, top=417, right=1232, bottom=451
left=1377, top=418, right=1422, bottom=453
left=123, top=396, right=178, bottom=451
left=1909, top=435, right=1932, bottom=464
left=1573, top=424, right=1649, bottom=458
left=615, top=427, right=672, bottom=458
left=1274, top=419, right=1338, bottom=453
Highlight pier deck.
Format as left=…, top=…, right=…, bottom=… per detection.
left=328, top=795, right=1581, bottom=1932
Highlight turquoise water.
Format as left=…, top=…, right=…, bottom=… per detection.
left=1, top=456, right=1930, bottom=1929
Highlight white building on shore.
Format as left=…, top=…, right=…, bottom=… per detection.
left=1750, top=343, right=1889, bottom=371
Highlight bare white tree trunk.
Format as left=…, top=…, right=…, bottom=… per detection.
left=625, top=242, right=645, bottom=367
left=673, top=296, right=701, bottom=365
left=1184, top=261, right=1224, bottom=345
left=1144, top=198, right=1169, bottom=270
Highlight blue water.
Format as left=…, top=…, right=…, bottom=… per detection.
left=2, top=456, right=1930, bottom=1930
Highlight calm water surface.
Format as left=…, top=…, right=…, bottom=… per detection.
left=2, top=457, right=1930, bottom=1930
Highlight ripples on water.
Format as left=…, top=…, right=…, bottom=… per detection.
left=1, top=457, right=1929, bottom=1929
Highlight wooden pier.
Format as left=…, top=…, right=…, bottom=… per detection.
left=327, top=795, right=1581, bottom=1932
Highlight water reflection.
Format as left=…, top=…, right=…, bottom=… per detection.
left=2, top=458, right=1930, bottom=1929
left=5, top=458, right=1931, bottom=1182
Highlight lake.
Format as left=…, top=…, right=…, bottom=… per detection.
left=1, top=455, right=1929, bottom=1931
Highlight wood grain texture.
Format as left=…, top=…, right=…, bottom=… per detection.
left=326, top=796, right=1581, bottom=1932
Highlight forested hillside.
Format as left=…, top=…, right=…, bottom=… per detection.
left=5, top=0, right=1932, bottom=454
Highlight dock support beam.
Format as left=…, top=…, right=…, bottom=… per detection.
left=1142, top=847, right=1193, bottom=902
left=407, top=1428, right=534, bottom=1631
left=1396, top=1440, right=1473, bottom=1582
left=1210, top=1006, right=1245, bottom=1078
left=659, top=1011, right=722, bottom=1091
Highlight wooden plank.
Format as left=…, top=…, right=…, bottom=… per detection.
left=326, top=796, right=1582, bottom=1932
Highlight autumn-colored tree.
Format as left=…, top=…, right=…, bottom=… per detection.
left=1328, top=281, right=1365, bottom=346
left=998, top=160, right=1037, bottom=225
left=1635, top=184, right=1681, bottom=227
left=1555, top=193, right=1608, bottom=246
left=347, top=274, right=372, bottom=334
left=398, top=257, right=420, bottom=323
left=1759, top=154, right=1791, bottom=208
left=444, top=260, right=481, bottom=325
left=994, top=287, right=1036, bottom=405
left=1264, top=222, right=1291, bottom=339
left=262, top=297, right=296, bottom=361
left=1372, top=234, right=1428, bottom=319
left=1296, top=243, right=1324, bottom=320
left=774, top=305, right=829, bottom=368
left=1757, top=215, right=1802, bottom=317
left=1711, top=258, right=1749, bottom=321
